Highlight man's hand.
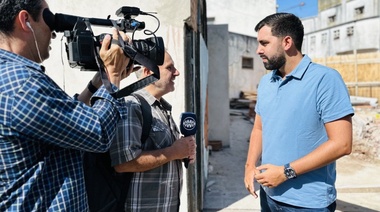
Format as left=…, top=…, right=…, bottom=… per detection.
left=171, top=136, right=197, bottom=162
left=244, top=164, right=260, bottom=198
left=100, top=28, right=132, bottom=87
left=254, top=164, right=287, bottom=188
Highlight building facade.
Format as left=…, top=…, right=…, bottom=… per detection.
left=302, top=0, right=380, bottom=57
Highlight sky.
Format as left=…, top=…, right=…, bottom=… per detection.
left=276, top=0, right=318, bottom=18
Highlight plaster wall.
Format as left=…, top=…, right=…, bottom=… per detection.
left=207, top=25, right=230, bottom=146
left=207, top=0, right=276, bottom=37
left=228, top=33, right=266, bottom=98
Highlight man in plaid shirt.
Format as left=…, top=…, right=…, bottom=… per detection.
left=109, top=51, right=197, bottom=211
left=0, top=0, right=132, bottom=211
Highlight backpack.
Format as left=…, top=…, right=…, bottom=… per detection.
left=83, top=93, right=152, bottom=212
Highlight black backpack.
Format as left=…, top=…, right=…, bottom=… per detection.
left=83, top=93, right=152, bottom=212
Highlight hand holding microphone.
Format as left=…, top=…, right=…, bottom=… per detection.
left=179, top=112, right=197, bottom=168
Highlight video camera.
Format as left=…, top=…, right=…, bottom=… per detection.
left=42, top=6, right=165, bottom=71
left=42, top=6, right=165, bottom=98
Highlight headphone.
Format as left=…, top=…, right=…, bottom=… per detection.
left=26, top=21, right=33, bottom=31
left=26, top=21, right=56, bottom=38
left=26, top=21, right=43, bottom=64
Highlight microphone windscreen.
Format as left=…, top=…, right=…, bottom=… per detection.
left=179, top=112, right=197, bottom=136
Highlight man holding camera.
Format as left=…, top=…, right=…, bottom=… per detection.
left=0, top=0, right=132, bottom=211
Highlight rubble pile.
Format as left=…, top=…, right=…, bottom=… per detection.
left=352, top=106, right=380, bottom=161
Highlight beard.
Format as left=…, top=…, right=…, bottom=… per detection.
left=262, top=53, right=286, bottom=70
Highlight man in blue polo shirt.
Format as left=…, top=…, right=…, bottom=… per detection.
left=244, top=13, right=354, bottom=211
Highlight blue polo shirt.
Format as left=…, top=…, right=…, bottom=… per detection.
left=255, top=55, right=354, bottom=208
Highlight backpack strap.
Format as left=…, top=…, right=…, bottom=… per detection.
left=85, top=93, right=153, bottom=212
left=114, top=93, right=152, bottom=211
left=131, top=93, right=152, bottom=144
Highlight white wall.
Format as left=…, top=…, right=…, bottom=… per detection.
left=206, top=0, right=276, bottom=99
left=207, top=24, right=230, bottom=146
left=228, top=33, right=266, bottom=98
left=207, top=0, right=276, bottom=37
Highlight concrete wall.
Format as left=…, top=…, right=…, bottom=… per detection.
left=205, top=1, right=275, bottom=147
left=207, top=25, right=230, bottom=146
left=206, top=0, right=275, bottom=100
left=207, top=0, right=276, bottom=37
left=228, top=33, right=266, bottom=98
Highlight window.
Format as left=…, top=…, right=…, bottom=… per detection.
left=321, top=33, right=327, bottom=44
left=347, top=26, right=354, bottom=36
left=328, top=15, right=336, bottom=23
left=242, top=57, right=254, bottom=69
left=302, top=38, right=307, bottom=53
left=207, top=17, right=215, bottom=24
left=333, top=30, right=340, bottom=40
left=355, top=6, right=364, bottom=15
left=310, top=36, right=316, bottom=45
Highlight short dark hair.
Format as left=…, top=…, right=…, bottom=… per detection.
left=0, top=0, right=44, bottom=35
left=255, top=13, right=304, bottom=51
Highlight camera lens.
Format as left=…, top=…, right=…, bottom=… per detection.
left=133, top=37, right=164, bottom=66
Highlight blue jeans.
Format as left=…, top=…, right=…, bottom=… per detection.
left=260, top=187, right=336, bottom=212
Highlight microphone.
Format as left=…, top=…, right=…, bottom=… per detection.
left=179, top=112, right=197, bottom=168
left=42, top=8, right=146, bottom=33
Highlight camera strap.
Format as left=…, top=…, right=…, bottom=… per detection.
left=85, top=20, right=160, bottom=99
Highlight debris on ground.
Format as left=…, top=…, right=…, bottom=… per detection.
left=352, top=106, right=380, bottom=161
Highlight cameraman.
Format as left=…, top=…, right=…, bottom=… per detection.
left=0, top=0, right=132, bottom=211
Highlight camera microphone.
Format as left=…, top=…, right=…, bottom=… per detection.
left=42, top=8, right=146, bottom=33
left=179, top=112, right=197, bottom=168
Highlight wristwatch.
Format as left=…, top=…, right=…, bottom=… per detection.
left=284, top=163, right=297, bottom=179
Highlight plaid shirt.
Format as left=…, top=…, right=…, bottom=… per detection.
left=109, top=89, right=182, bottom=212
left=0, top=49, right=126, bottom=211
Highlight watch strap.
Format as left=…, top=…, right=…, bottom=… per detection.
left=284, top=163, right=297, bottom=179
left=87, top=80, right=98, bottom=94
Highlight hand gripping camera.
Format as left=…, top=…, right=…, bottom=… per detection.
left=42, top=6, right=164, bottom=97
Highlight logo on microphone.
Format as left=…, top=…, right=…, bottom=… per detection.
left=182, top=117, right=196, bottom=131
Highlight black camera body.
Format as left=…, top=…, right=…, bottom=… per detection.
left=43, top=6, right=165, bottom=71
left=63, top=30, right=164, bottom=70
left=64, top=30, right=95, bottom=70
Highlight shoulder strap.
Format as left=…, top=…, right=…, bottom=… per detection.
left=115, top=93, right=152, bottom=211
left=131, top=93, right=152, bottom=144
